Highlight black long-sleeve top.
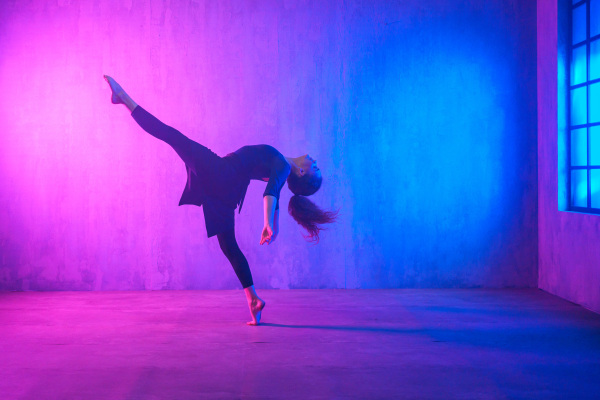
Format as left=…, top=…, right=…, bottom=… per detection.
left=228, top=145, right=291, bottom=213
left=178, top=144, right=291, bottom=214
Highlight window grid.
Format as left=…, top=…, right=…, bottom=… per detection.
left=569, top=0, right=600, bottom=213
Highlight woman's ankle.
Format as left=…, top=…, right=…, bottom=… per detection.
left=118, top=93, right=137, bottom=112
left=244, top=285, right=258, bottom=302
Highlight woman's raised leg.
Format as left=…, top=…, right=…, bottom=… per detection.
left=103, top=75, right=215, bottom=174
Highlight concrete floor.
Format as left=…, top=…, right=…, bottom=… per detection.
left=1, top=289, right=599, bottom=400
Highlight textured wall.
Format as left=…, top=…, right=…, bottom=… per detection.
left=538, top=0, right=600, bottom=314
left=0, top=0, right=537, bottom=291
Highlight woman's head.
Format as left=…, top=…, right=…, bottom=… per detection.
left=286, top=154, right=337, bottom=243
left=287, top=154, right=322, bottom=196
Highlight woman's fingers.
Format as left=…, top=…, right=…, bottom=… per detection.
left=260, top=225, right=273, bottom=245
left=260, top=232, right=273, bottom=245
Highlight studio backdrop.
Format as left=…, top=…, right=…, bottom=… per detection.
left=0, top=0, right=537, bottom=290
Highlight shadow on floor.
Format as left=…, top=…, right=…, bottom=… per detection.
left=260, top=322, right=422, bottom=334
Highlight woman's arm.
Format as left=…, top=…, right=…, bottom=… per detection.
left=263, top=195, right=277, bottom=227
left=260, top=195, right=277, bottom=245
left=273, top=208, right=279, bottom=237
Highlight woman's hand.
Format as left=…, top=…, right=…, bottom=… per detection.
left=260, top=224, right=276, bottom=245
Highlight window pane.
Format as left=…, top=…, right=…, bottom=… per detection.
left=592, top=170, right=600, bottom=208
left=572, top=45, right=588, bottom=85
left=571, top=87, right=588, bottom=125
left=573, top=4, right=587, bottom=45
left=572, top=169, right=588, bottom=207
left=592, top=0, right=600, bottom=38
left=572, top=128, right=588, bottom=166
left=591, top=39, right=600, bottom=80
left=590, top=83, right=600, bottom=123
left=590, top=126, right=600, bottom=165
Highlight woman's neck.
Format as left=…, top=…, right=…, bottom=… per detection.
left=284, top=156, right=298, bottom=172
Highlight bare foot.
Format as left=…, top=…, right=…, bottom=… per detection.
left=247, top=298, right=266, bottom=326
left=103, top=75, right=125, bottom=105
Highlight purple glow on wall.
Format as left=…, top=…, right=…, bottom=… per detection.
left=1, top=0, right=537, bottom=291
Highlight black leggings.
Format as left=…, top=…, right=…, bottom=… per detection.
left=131, top=106, right=254, bottom=289
left=217, top=229, right=253, bottom=289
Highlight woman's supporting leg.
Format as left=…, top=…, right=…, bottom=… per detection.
left=217, top=228, right=266, bottom=325
left=217, top=228, right=253, bottom=288
left=243, top=285, right=265, bottom=326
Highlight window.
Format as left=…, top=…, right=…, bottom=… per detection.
left=569, top=0, right=600, bottom=212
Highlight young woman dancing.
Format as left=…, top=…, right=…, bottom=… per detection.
left=103, top=75, right=338, bottom=326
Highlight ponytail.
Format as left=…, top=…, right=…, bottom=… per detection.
left=288, top=194, right=338, bottom=243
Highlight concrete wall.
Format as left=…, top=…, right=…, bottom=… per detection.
left=0, top=0, right=538, bottom=291
left=538, top=0, right=600, bottom=314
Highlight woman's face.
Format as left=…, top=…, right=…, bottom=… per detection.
left=298, top=154, right=321, bottom=179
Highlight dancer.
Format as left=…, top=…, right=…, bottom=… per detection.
left=103, top=75, right=338, bottom=326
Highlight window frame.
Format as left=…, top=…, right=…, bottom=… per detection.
left=568, top=0, right=600, bottom=213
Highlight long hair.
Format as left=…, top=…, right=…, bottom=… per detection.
left=287, top=172, right=338, bottom=243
